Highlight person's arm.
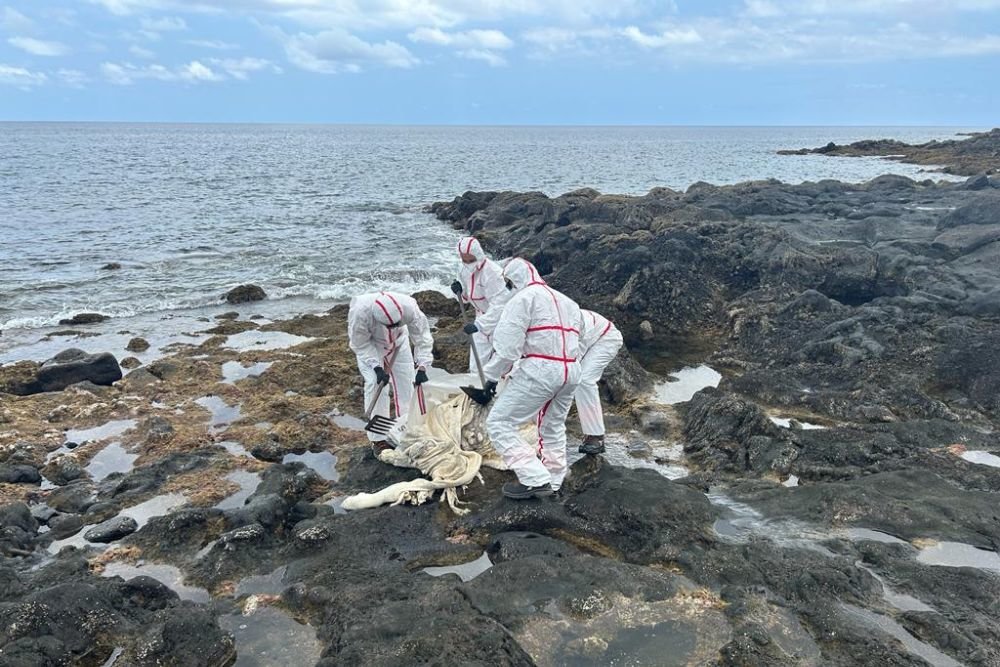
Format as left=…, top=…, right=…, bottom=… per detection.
left=405, top=303, right=435, bottom=368
left=482, top=295, right=530, bottom=381
left=348, top=304, right=381, bottom=369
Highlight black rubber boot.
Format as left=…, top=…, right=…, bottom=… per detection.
left=502, top=481, right=554, bottom=500
left=578, top=435, right=606, bottom=455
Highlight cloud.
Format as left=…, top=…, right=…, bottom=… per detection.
left=283, top=29, right=418, bottom=74
left=621, top=25, right=702, bottom=48
left=0, top=63, right=47, bottom=87
left=185, top=38, right=238, bottom=50
left=140, top=16, right=187, bottom=31
left=101, top=59, right=223, bottom=84
left=129, top=44, right=156, bottom=58
left=744, top=0, right=1000, bottom=16
left=409, top=27, right=513, bottom=50
left=7, top=36, right=69, bottom=56
left=1, top=7, right=34, bottom=32
left=408, top=26, right=513, bottom=65
left=457, top=48, right=507, bottom=66
left=57, top=68, right=89, bottom=87
left=209, top=56, right=280, bottom=79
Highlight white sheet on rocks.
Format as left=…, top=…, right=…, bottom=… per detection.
left=342, top=372, right=523, bottom=514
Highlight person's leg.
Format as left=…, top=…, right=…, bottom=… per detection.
left=389, top=343, right=415, bottom=421
left=359, top=357, right=390, bottom=444
left=575, top=335, right=623, bottom=454
left=486, top=372, right=554, bottom=489
left=538, top=380, right=579, bottom=491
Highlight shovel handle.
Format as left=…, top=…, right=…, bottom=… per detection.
left=454, top=285, right=488, bottom=388
left=362, top=343, right=404, bottom=420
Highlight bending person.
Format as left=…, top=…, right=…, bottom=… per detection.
left=575, top=309, right=624, bottom=455
left=348, top=291, right=433, bottom=456
left=450, top=236, right=509, bottom=372
left=469, top=258, right=583, bottom=500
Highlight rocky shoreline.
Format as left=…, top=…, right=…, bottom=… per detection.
left=778, top=127, right=1000, bottom=176
left=2, top=163, right=1000, bottom=664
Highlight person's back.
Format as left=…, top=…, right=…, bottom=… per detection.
left=348, top=291, right=434, bottom=454
left=480, top=258, right=583, bottom=499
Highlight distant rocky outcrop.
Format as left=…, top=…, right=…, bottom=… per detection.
left=778, top=127, right=1000, bottom=175
left=58, top=312, right=108, bottom=326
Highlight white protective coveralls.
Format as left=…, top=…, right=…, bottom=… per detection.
left=483, top=258, right=583, bottom=491
left=456, top=236, right=510, bottom=372
left=575, top=309, right=624, bottom=436
left=348, top=291, right=434, bottom=442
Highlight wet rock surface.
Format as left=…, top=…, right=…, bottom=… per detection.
left=3, top=168, right=1000, bottom=665
left=224, top=284, right=267, bottom=304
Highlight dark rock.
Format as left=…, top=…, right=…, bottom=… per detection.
left=412, top=290, right=461, bottom=317
left=100, top=262, right=122, bottom=270
left=937, top=193, right=1000, bottom=229
left=84, top=516, right=138, bottom=543
left=41, top=456, right=87, bottom=486
left=46, top=479, right=98, bottom=514
left=57, top=312, right=108, bottom=326
left=965, top=173, right=992, bottom=190
left=9, top=349, right=122, bottom=395
left=0, top=464, right=41, bottom=484
left=125, top=337, right=150, bottom=352
left=120, top=356, right=141, bottom=369
left=0, top=503, right=38, bottom=555
left=215, top=311, right=240, bottom=321
left=47, top=513, right=85, bottom=540
left=224, top=284, right=266, bottom=304
left=140, top=416, right=174, bottom=441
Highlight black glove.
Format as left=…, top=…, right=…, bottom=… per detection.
left=463, top=322, right=479, bottom=335
left=450, top=280, right=463, bottom=296
left=374, top=366, right=390, bottom=385
left=462, top=380, right=497, bottom=406
left=414, top=369, right=429, bottom=385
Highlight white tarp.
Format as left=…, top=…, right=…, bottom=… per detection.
left=341, top=371, right=514, bottom=514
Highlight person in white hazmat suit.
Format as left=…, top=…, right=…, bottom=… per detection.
left=449, top=236, right=510, bottom=372
left=348, top=291, right=434, bottom=456
left=575, top=309, right=624, bottom=455
left=464, top=258, right=583, bottom=500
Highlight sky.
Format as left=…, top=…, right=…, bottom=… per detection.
left=0, top=0, right=998, bottom=124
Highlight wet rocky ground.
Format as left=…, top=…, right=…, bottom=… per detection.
left=3, top=155, right=1000, bottom=665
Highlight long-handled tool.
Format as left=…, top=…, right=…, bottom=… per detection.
left=452, top=282, right=496, bottom=405
left=364, top=344, right=403, bottom=435
left=452, top=282, right=487, bottom=387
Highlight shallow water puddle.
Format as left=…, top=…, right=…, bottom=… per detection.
left=218, top=607, right=323, bottom=667
left=101, top=562, right=211, bottom=603
left=86, top=442, right=139, bottom=482
left=960, top=450, right=1000, bottom=468
left=64, top=419, right=138, bottom=446
left=840, top=604, right=962, bottom=667
left=195, top=396, right=242, bottom=431
left=281, top=451, right=339, bottom=481
left=215, top=471, right=262, bottom=510
left=222, top=361, right=273, bottom=384
left=568, top=432, right=687, bottom=479
left=223, top=330, right=313, bottom=352
left=652, top=365, right=721, bottom=405
left=846, top=528, right=909, bottom=545
left=235, top=565, right=288, bottom=597
left=853, top=562, right=934, bottom=613
left=422, top=551, right=493, bottom=582
left=48, top=493, right=187, bottom=553
left=769, top=416, right=827, bottom=430
left=48, top=419, right=138, bottom=462
left=100, top=647, right=124, bottom=667
left=782, top=475, right=799, bottom=487
left=917, top=541, right=1000, bottom=572
left=330, top=411, right=367, bottom=431
left=217, top=440, right=251, bottom=458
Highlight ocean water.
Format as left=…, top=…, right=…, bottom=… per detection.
left=0, top=123, right=976, bottom=359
